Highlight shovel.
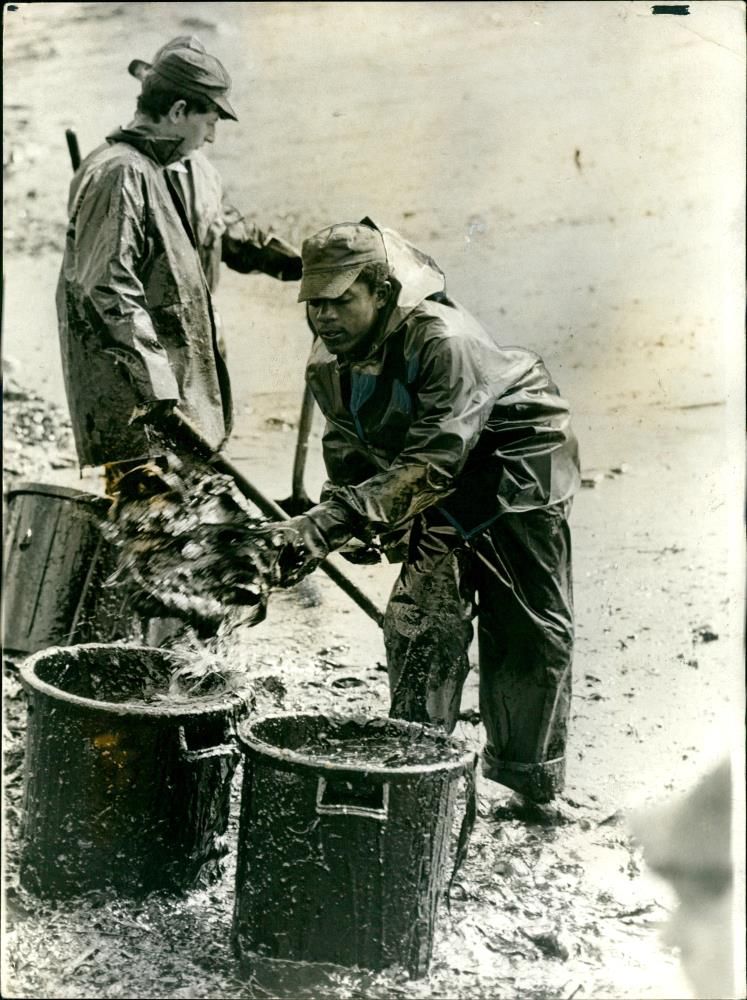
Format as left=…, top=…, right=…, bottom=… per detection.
left=161, top=408, right=384, bottom=628
left=64, top=133, right=382, bottom=627
left=277, top=383, right=316, bottom=516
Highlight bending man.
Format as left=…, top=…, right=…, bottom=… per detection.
left=257, top=218, right=581, bottom=808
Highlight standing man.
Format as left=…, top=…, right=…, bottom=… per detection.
left=127, top=36, right=302, bottom=301
left=57, top=40, right=299, bottom=481
left=255, top=218, right=580, bottom=813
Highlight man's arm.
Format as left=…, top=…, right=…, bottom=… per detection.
left=312, top=332, right=497, bottom=538
left=245, top=332, right=495, bottom=584
left=320, top=420, right=379, bottom=490
left=71, top=163, right=180, bottom=403
left=220, top=206, right=302, bottom=281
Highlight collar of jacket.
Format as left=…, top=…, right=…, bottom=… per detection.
left=310, top=220, right=448, bottom=368
left=353, top=218, right=447, bottom=360
left=106, top=124, right=186, bottom=167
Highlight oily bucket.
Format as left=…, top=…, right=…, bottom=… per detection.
left=19, top=643, right=251, bottom=898
left=232, top=713, right=477, bottom=979
left=2, top=482, right=133, bottom=656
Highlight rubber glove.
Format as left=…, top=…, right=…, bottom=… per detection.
left=251, top=500, right=355, bottom=588
left=261, top=515, right=330, bottom=587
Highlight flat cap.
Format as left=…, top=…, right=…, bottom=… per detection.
left=298, top=223, right=387, bottom=302
left=128, top=38, right=237, bottom=121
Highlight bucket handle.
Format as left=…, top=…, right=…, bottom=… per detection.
left=315, top=776, right=389, bottom=821
left=178, top=723, right=240, bottom=763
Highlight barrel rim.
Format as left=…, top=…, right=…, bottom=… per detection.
left=19, top=642, right=247, bottom=719
left=6, top=481, right=110, bottom=507
left=238, top=711, right=478, bottom=779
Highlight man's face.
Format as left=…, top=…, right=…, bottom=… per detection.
left=307, top=278, right=386, bottom=357
left=170, top=105, right=219, bottom=156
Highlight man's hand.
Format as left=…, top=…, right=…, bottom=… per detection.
left=128, top=398, right=178, bottom=428
left=248, top=515, right=331, bottom=588
left=339, top=538, right=381, bottom=565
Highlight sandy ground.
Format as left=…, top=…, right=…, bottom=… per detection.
left=2, top=2, right=745, bottom=999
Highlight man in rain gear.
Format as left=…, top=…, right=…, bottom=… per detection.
left=57, top=40, right=300, bottom=477
left=127, top=36, right=302, bottom=300
left=257, top=218, right=581, bottom=807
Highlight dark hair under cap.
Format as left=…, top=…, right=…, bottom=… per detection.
left=149, top=48, right=238, bottom=121
left=136, top=74, right=216, bottom=122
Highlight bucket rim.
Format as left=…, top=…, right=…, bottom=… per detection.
left=19, top=642, right=247, bottom=719
left=6, top=481, right=110, bottom=506
left=237, top=711, right=478, bottom=779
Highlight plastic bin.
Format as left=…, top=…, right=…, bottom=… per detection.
left=232, top=713, right=477, bottom=978
left=19, top=643, right=250, bottom=898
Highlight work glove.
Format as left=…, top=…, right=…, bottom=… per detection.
left=249, top=501, right=355, bottom=588
left=222, top=212, right=303, bottom=282
left=249, top=515, right=329, bottom=588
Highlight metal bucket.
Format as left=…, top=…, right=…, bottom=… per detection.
left=232, top=713, right=477, bottom=978
left=19, top=643, right=251, bottom=898
left=2, top=482, right=134, bottom=656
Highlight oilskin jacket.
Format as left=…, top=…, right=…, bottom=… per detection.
left=69, top=140, right=301, bottom=296
left=56, top=125, right=231, bottom=468
left=306, top=223, right=580, bottom=546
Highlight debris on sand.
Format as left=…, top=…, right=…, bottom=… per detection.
left=519, top=923, right=571, bottom=960
left=581, top=464, right=632, bottom=488
left=2, top=365, right=76, bottom=487
left=692, top=625, right=719, bottom=643
left=581, top=470, right=606, bottom=488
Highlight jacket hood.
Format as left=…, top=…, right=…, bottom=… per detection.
left=106, top=123, right=185, bottom=166
left=361, top=217, right=446, bottom=349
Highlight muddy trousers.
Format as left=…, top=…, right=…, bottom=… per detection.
left=383, top=503, right=574, bottom=803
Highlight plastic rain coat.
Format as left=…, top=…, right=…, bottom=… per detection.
left=57, top=125, right=229, bottom=468
left=306, top=221, right=580, bottom=546
left=57, top=132, right=301, bottom=466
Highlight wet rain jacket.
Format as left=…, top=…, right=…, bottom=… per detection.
left=67, top=138, right=301, bottom=298
left=304, top=223, right=578, bottom=801
left=159, top=151, right=301, bottom=361
left=57, top=124, right=299, bottom=469
left=306, top=222, right=580, bottom=546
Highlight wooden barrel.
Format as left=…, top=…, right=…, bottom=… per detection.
left=2, top=482, right=134, bottom=656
